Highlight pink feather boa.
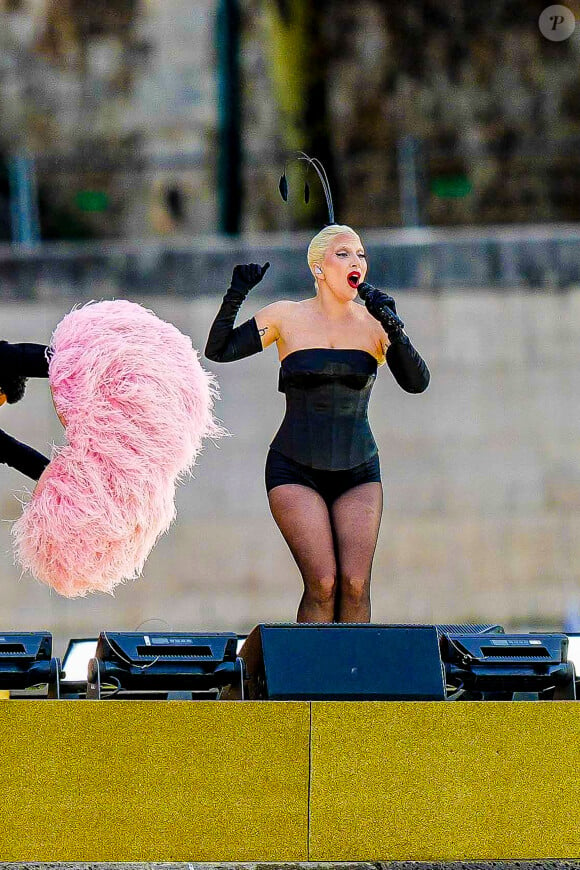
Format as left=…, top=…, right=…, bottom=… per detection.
left=12, top=300, right=224, bottom=597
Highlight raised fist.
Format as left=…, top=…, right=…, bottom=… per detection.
left=231, top=262, right=270, bottom=294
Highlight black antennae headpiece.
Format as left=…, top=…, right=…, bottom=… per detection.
left=278, top=151, right=335, bottom=225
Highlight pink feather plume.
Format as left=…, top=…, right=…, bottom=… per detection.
left=12, top=300, right=224, bottom=597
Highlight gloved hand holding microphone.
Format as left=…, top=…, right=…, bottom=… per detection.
left=357, top=280, right=430, bottom=393
left=357, top=281, right=406, bottom=342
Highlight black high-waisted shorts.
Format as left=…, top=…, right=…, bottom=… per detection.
left=265, top=448, right=381, bottom=506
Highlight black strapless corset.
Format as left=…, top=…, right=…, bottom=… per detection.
left=270, top=348, right=378, bottom=471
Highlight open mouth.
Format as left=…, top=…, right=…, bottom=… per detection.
left=347, top=271, right=361, bottom=288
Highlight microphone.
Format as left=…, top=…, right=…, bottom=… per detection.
left=357, top=281, right=372, bottom=301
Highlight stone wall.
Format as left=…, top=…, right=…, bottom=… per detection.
left=0, top=0, right=218, bottom=239
left=2, top=1, right=580, bottom=239
left=0, top=287, right=578, bottom=654
left=240, top=2, right=580, bottom=230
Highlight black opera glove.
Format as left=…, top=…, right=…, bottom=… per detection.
left=357, top=282, right=405, bottom=341
left=231, top=261, right=270, bottom=295
left=358, top=282, right=430, bottom=393
left=386, top=339, right=430, bottom=394
left=0, top=428, right=50, bottom=481
left=204, top=262, right=270, bottom=363
left=0, top=341, right=51, bottom=404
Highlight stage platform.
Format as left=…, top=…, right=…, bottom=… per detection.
left=0, top=701, right=579, bottom=863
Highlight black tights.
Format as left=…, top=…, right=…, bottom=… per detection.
left=267, top=481, right=383, bottom=623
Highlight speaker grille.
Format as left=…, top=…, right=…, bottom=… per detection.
left=481, top=646, right=551, bottom=658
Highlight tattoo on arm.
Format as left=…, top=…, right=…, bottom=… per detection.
left=258, top=326, right=268, bottom=337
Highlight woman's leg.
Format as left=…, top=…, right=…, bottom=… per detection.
left=267, top=483, right=337, bottom=623
left=329, top=481, right=383, bottom=623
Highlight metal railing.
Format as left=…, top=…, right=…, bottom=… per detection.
left=0, top=223, right=579, bottom=300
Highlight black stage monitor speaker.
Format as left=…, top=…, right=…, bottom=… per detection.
left=240, top=623, right=447, bottom=700
left=87, top=631, right=241, bottom=698
left=0, top=631, right=60, bottom=695
left=441, top=632, right=575, bottom=699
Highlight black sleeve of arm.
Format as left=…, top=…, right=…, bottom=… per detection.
left=0, top=342, right=50, bottom=377
left=386, top=336, right=430, bottom=393
left=0, top=429, right=50, bottom=481
left=204, top=291, right=263, bottom=362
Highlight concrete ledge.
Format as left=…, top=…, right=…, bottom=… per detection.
left=2, top=701, right=580, bottom=862
left=1, top=863, right=580, bottom=869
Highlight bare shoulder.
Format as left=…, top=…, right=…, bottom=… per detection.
left=254, top=299, right=299, bottom=326
left=257, top=298, right=299, bottom=313
left=254, top=300, right=300, bottom=349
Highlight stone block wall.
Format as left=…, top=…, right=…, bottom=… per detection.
left=0, top=287, right=578, bottom=652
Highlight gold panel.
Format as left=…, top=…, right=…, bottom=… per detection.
left=0, top=700, right=310, bottom=862
left=310, top=701, right=580, bottom=861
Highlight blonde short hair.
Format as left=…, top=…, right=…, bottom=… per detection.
left=307, top=225, right=361, bottom=288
